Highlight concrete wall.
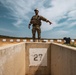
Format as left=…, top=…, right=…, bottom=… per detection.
left=0, top=42, right=76, bottom=75
left=51, top=43, right=76, bottom=75
left=25, top=43, right=76, bottom=75
left=0, top=42, right=25, bottom=75
left=25, top=43, right=51, bottom=75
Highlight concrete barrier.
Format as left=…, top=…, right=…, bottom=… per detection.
left=0, top=42, right=25, bottom=75
left=0, top=42, right=76, bottom=75
left=25, top=42, right=51, bottom=75
left=51, top=43, right=76, bottom=75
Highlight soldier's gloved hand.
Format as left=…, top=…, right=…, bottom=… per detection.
left=46, top=20, right=52, bottom=25
left=28, top=24, right=31, bottom=29
left=49, top=21, right=52, bottom=25
left=28, top=25, right=30, bottom=29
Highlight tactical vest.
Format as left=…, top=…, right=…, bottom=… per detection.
left=31, top=15, right=41, bottom=26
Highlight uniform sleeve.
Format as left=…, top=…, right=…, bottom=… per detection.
left=29, top=16, right=33, bottom=24
left=40, top=16, right=48, bottom=22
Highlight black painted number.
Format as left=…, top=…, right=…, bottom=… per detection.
left=39, top=54, right=43, bottom=61
left=34, top=54, right=38, bottom=61
left=34, top=54, right=43, bottom=61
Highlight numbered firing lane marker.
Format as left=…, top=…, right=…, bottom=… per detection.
left=29, top=48, right=47, bottom=66
left=34, top=54, right=43, bottom=61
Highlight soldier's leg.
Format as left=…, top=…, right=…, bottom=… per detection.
left=32, top=28, right=36, bottom=42
left=37, top=27, right=41, bottom=42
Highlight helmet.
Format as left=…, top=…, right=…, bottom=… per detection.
left=34, top=8, right=39, bottom=11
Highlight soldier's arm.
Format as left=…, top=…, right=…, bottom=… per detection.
left=28, top=24, right=31, bottom=29
left=28, top=17, right=33, bottom=29
left=40, top=16, right=52, bottom=25
left=28, top=21, right=31, bottom=29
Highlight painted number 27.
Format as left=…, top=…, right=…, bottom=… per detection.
left=34, top=54, right=43, bottom=61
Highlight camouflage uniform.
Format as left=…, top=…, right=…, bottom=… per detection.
left=29, top=15, right=49, bottom=42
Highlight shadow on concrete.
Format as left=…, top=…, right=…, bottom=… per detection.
left=33, top=45, right=51, bottom=75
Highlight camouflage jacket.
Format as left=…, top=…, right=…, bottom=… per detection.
left=30, top=15, right=48, bottom=26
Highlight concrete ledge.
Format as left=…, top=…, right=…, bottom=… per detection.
left=52, top=43, right=76, bottom=51
left=0, top=42, right=25, bottom=75
left=51, top=43, right=76, bottom=75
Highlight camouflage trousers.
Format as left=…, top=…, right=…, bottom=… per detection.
left=32, top=26, right=41, bottom=42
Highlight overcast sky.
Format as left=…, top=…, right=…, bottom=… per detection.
left=0, top=0, right=76, bottom=39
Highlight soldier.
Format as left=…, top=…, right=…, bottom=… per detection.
left=28, top=9, right=52, bottom=42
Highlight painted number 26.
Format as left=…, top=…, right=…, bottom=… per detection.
left=34, top=54, right=43, bottom=61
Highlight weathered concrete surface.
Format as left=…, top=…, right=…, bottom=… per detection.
left=51, top=43, right=76, bottom=75
left=0, top=42, right=76, bottom=75
left=25, top=42, right=51, bottom=75
left=0, top=42, right=25, bottom=75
